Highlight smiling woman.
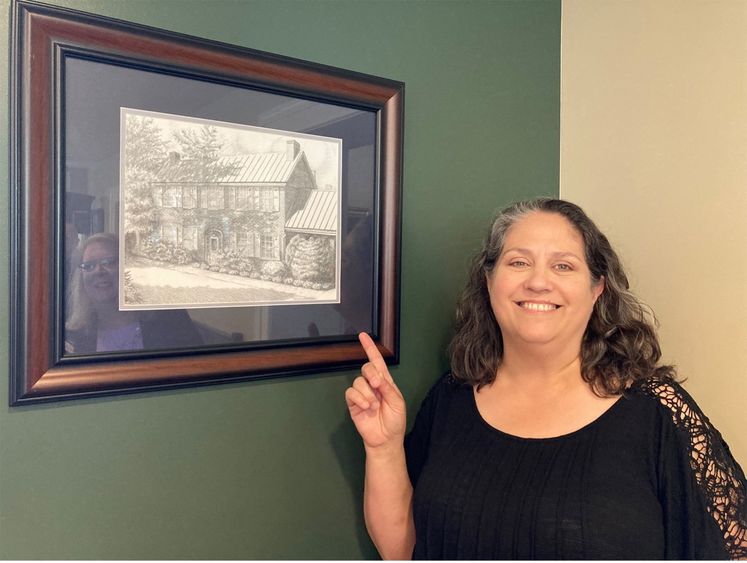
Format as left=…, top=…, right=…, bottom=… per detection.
left=345, top=198, right=747, bottom=560
left=65, top=233, right=204, bottom=354
left=486, top=212, right=604, bottom=357
left=451, top=199, right=668, bottom=397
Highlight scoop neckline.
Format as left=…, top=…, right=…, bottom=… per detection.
left=468, top=386, right=626, bottom=442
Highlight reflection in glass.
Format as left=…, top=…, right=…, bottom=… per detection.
left=64, top=233, right=203, bottom=354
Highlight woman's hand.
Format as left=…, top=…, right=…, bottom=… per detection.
left=346, top=332, right=406, bottom=450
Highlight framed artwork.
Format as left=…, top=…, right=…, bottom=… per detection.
left=9, top=0, right=404, bottom=404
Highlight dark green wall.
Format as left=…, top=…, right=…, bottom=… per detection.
left=0, top=0, right=560, bottom=558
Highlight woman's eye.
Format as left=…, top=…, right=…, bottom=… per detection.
left=554, top=263, right=573, bottom=271
left=508, top=260, right=528, bottom=267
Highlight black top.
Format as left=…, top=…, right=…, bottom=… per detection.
left=405, top=374, right=747, bottom=560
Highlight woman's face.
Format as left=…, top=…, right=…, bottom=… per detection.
left=81, top=240, right=119, bottom=306
left=486, top=211, right=604, bottom=353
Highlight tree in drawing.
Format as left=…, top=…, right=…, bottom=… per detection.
left=123, top=115, right=166, bottom=249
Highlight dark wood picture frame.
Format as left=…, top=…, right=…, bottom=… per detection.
left=9, top=0, right=403, bottom=405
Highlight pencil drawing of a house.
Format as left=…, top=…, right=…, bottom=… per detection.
left=120, top=108, right=341, bottom=309
left=150, top=139, right=335, bottom=266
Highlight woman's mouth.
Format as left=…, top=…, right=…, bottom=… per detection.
left=516, top=301, right=560, bottom=312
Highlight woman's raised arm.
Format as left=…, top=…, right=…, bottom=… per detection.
left=345, top=333, right=415, bottom=560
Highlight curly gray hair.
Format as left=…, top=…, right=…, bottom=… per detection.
left=449, top=198, right=676, bottom=395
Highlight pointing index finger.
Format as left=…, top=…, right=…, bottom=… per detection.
left=358, top=332, right=390, bottom=377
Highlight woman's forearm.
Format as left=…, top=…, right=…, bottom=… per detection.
left=363, top=444, right=416, bottom=560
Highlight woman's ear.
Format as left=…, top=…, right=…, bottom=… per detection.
left=593, top=275, right=605, bottom=303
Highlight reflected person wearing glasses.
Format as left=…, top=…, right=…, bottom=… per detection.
left=65, top=232, right=202, bottom=354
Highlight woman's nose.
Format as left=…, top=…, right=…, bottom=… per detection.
left=525, top=266, right=552, bottom=291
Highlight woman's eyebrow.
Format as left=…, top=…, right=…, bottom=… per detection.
left=502, top=248, right=582, bottom=261
left=501, top=247, right=530, bottom=255
left=551, top=251, right=583, bottom=261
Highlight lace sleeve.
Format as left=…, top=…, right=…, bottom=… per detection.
left=637, top=378, right=747, bottom=559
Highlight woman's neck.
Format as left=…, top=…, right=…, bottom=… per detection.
left=497, top=343, right=586, bottom=394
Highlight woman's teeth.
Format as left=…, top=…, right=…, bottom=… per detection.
left=520, top=302, right=558, bottom=311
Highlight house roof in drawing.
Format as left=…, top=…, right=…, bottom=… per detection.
left=152, top=144, right=314, bottom=186
left=216, top=153, right=303, bottom=183
left=285, top=190, right=338, bottom=235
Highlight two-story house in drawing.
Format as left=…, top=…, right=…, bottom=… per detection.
left=147, top=139, right=337, bottom=265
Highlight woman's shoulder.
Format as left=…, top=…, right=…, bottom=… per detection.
left=422, top=370, right=470, bottom=403
left=627, top=376, right=747, bottom=559
left=625, top=374, right=743, bottom=469
left=627, top=374, right=688, bottom=397
left=432, top=370, right=465, bottom=390
left=625, top=376, right=708, bottom=430
left=410, top=370, right=471, bottom=426
left=623, top=376, right=724, bottom=444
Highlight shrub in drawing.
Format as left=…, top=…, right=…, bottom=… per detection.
left=285, top=235, right=335, bottom=284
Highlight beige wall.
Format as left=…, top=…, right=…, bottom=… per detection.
left=561, top=0, right=747, bottom=464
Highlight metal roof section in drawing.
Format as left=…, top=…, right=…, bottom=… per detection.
left=285, top=190, right=338, bottom=235
left=154, top=140, right=305, bottom=185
